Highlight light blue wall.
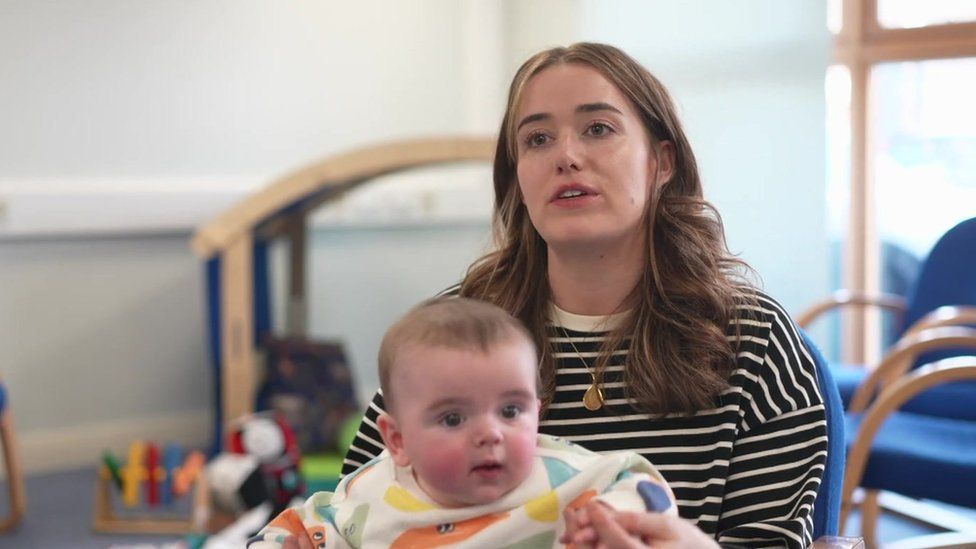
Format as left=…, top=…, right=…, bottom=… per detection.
left=579, top=0, right=831, bottom=316
left=302, top=0, right=832, bottom=400
left=279, top=224, right=493, bottom=403
left=0, top=0, right=481, bottom=472
left=0, top=0, right=470, bottom=178
left=0, top=0, right=831, bottom=472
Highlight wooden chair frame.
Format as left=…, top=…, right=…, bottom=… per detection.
left=0, top=389, right=26, bottom=532
left=847, top=325, right=976, bottom=413
left=797, top=302, right=976, bottom=410
left=839, top=325, right=976, bottom=548
left=795, top=290, right=908, bottom=330
left=797, top=295, right=976, bottom=340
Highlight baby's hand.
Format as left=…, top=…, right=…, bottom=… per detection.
left=560, top=501, right=605, bottom=547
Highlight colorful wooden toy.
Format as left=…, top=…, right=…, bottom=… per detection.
left=145, top=442, right=161, bottom=507
left=174, top=450, right=206, bottom=497
left=161, top=443, right=183, bottom=506
left=101, top=450, right=124, bottom=491
left=122, top=441, right=146, bottom=507
left=93, top=440, right=210, bottom=535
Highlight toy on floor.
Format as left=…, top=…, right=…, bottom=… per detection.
left=203, top=411, right=305, bottom=540
left=206, top=453, right=270, bottom=515
left=224, top=411, right=304, bottom=516
left=93, top=440, right=210, bottom=535
left=201, top=413, right=361, bottom=546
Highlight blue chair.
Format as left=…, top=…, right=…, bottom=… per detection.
left=0, top=377, right=26, bottom=531
left=797, top=216, right=976, bottom=418
left=841, top=346, right=976, bottom=547
left=801, top=330, right=845, bottom=540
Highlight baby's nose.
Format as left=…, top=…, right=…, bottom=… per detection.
left=474, top=420, right=503, bottom=446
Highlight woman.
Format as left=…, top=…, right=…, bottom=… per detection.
left=343, top=43, right=826, bottom=549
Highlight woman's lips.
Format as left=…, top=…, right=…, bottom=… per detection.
left=550, top=184, right=599, bottom=205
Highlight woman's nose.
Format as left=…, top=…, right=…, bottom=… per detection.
left=555, top=135, right=583, bottom=174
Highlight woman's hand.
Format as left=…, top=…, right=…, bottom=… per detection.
left=564, top=500, right=720, bottom=549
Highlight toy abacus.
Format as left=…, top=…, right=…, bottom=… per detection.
left=93, top=440, right=211, bottom=534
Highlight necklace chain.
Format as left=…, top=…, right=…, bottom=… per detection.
left=559, top=326, right=604, bottom=411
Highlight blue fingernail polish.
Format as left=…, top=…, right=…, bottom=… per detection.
left=637, top=481, right=672, bottom=512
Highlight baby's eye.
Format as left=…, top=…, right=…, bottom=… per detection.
left=500, top=405, right=522, bottom=419
left=524, top=132, right=550, bottom=148
left=586, top=122, right=613, bottom=137
left=440, top=413, right=464, bottom=428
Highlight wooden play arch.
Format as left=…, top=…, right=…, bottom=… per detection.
left=191, top=136, right=495, bottom=445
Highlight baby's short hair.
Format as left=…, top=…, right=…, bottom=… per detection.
left=378, top=297, right=537, bottom=411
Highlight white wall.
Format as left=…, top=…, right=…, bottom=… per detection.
left=0, top=0, right=830, bottom=474
left=283, top=224, right=493, bottom=403
left=0, top=0, right=491, bottom=473
left=0, top=0, right=470, bottom=178
left=578, top=0, right=831, bottom=314
left=304, top=0, right=833, bottom=400
left=0, top=235, right=214, bottom=472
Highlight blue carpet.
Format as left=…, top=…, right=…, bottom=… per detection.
left=1, top=468, right=970, bottom=547
left=2, top=468, right=190, bottom=548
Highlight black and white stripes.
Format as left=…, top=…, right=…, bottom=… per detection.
left=342, top=291, right=826, bottom=549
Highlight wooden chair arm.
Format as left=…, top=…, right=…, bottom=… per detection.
left=903, top=305, right=976, bottom=337
left=848, top=326, right=976, bottom=413
left=841, top=357, right=976, bottom=528
left=0, top=410, right=26, bottom=532
left=796, top=290, right=906, bottom=329
left=810, top=535, right=865, bottom=548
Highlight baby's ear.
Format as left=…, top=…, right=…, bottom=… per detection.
left=377, top=413, right=410, bottom=467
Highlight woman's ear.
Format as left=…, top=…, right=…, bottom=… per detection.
left=652, top=140, right=676, bottom=185
left=377, top=412, right=410, bottom=467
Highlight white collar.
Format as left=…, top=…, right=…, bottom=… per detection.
left=548, top=302, right=629, bottom=332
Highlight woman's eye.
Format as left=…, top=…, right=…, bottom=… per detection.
left=501, top=405, right=522, bottom=419
left=525, top=133, right=549, bottom=147
left=587, top=123, right=612, bottom=136
left=440, top=413, right=464, bottom=427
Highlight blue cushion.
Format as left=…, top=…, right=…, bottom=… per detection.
left=835, top=218, right=976, bottom=422
left=832, top=363, right=976, bottom=421
left=902, top=217, right=976, bottom=336
left=901, top=380, right=976, bottom=421
left=846, top=411, right=976, bottom=508
left=0, top=382, right=6, bottom=414
left=804, top=331, right=844, bottom=538
left=830, top=363, right=866, bottom=408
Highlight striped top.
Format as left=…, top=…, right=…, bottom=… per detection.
left=342, top=291, right=826, bottom=548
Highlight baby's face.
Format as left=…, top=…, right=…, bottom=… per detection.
left=385, top=338, right=539, bottom=507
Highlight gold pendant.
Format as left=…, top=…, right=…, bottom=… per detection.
left=583, top=383, right=604, bottom=411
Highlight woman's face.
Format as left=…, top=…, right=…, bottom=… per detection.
left=514, top=63, right=671, bottom=253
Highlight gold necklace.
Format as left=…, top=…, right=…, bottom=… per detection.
left=559, top=327, right=604, bottom=411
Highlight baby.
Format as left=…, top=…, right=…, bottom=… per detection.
left=248, top=298, right=675, bottom=548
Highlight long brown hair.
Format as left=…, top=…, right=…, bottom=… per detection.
left=460, top=42, right=756, bottom=415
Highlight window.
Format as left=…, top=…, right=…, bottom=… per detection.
left=877, top=0, right=976, bottom=29
left=829, top=0, right=976, bottom=362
